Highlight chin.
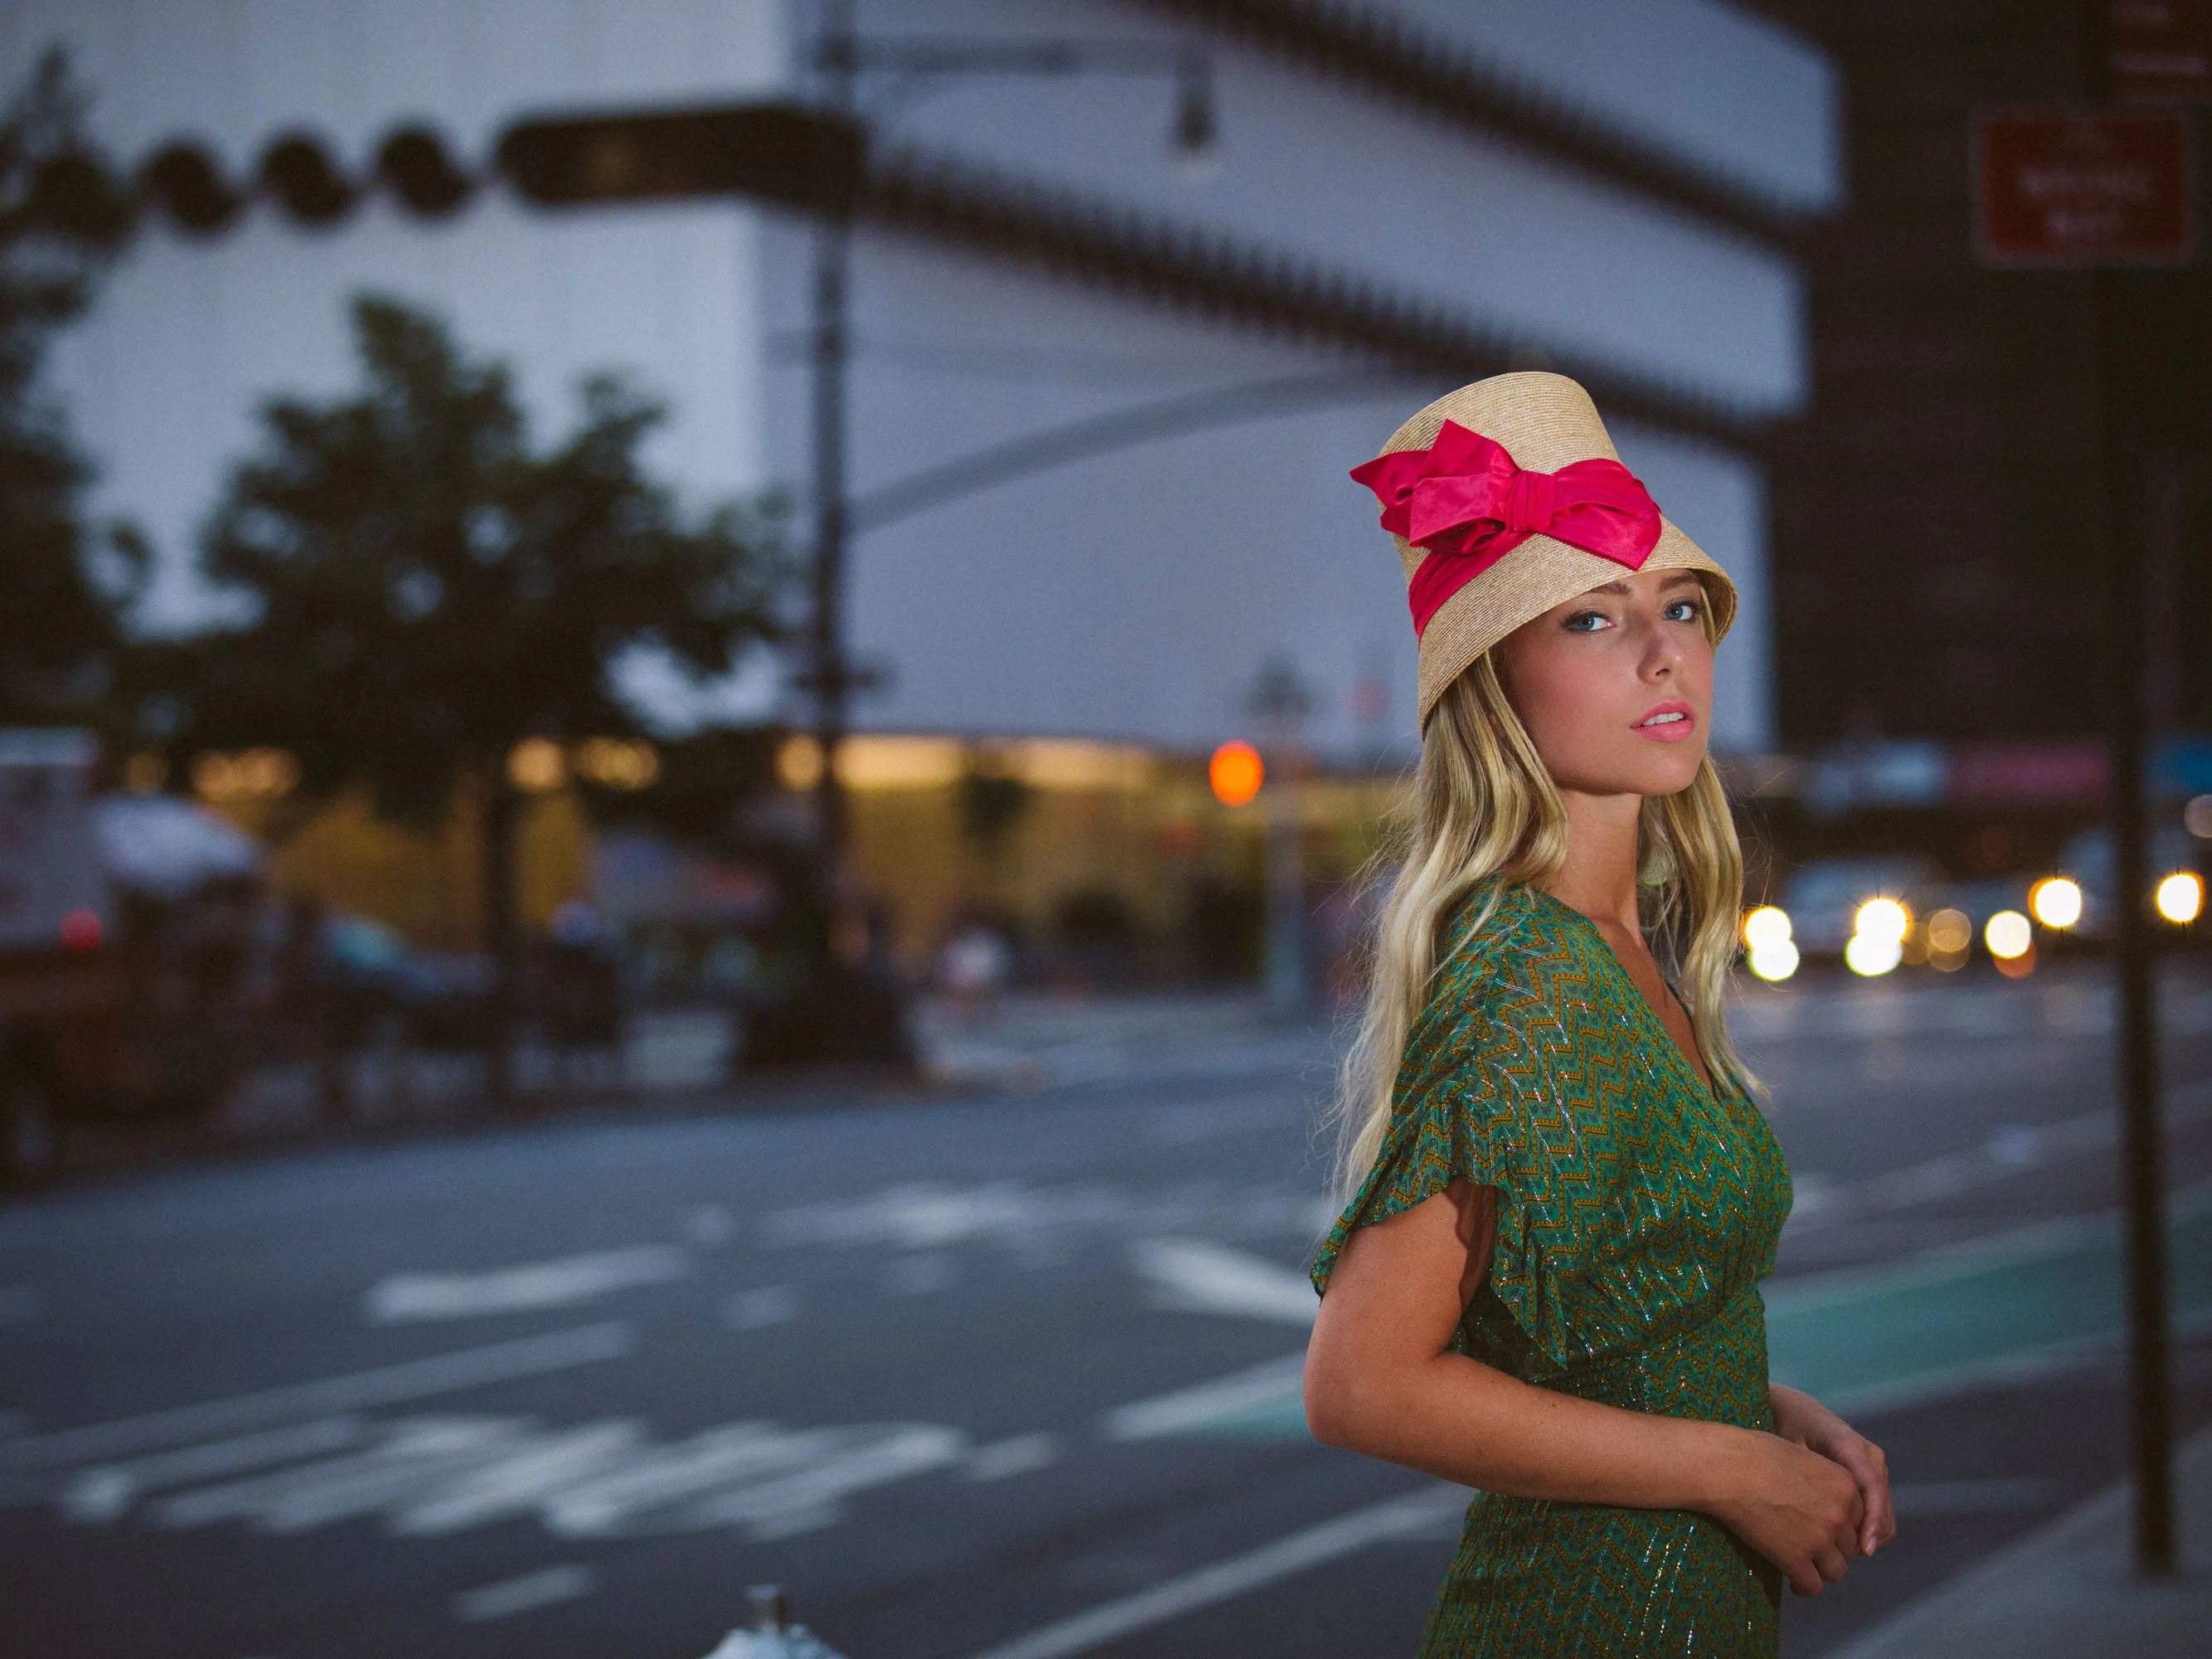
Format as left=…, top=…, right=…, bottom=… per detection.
left=1620, top=746, right=1709, bottom=798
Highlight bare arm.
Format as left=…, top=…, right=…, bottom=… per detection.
left=1305, top=1182, right=1869, bottom=1596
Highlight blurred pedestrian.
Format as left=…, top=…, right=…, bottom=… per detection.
left=274, top=892, right=348, bottom=1119
left=936, top=914, right=1012, bottom=1024
left=1305, top=375, right=1894, bottom=1657
left=539, top=900, right=623, bottom=1085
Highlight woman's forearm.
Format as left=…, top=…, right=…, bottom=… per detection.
left=1308, top=1347, right=1749, bottom=1514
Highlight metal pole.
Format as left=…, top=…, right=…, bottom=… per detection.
left=2092, top=265, right=2176, bottom=1578
left=811, top=0, right=856, bottom=869
left=2079, top=0, right=2176, bottom=1574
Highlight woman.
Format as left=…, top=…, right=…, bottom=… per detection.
left=1304, top=373, right=1894, bottom=1657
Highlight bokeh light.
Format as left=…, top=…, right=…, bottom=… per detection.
left=1742, top=905, right=1792, bottom=952
left=1844, top=932, right=1902, bottom=975
left=1926, top=907, right=1971, bottom=954
left=1208, top=740, right=1264, bottom=807
left=2156, top=871, right=2204, bottom=925
left=1852, top=897, right=1910, bottom=946
left=1985, top=909, right=2033, bottom=960
left=1747, top=939, right=1800, bottom=982
left=776, top=733, right=825, bottom=791
left=2029, top=877, right=2082, bottom=929
left=507, top=737, right=566, bottom=793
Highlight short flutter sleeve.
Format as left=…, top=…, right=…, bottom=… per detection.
left=1310, top=884, right=1620, bottom=1372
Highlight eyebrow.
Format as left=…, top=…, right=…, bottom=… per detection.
left=1585, top=572, right=1702, bottom=598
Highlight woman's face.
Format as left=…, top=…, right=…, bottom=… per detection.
left=1493, top=567, right=1714, bottom=799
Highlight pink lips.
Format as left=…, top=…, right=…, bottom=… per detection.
left=1633, top=700, right=1698, bottom=742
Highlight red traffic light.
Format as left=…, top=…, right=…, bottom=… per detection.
left=1208, top=741, right=1264, bottom=806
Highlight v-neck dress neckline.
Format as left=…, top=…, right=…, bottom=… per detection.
left=1521, top=883, right=1720, bottom=1103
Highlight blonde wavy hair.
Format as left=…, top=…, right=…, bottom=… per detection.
left=1326, top=640, right=1754, bottom=1201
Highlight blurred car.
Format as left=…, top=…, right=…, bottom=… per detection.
left=1, top=730, right=266, bottom=1183
left=1776, top=854, right=1945, bottom=959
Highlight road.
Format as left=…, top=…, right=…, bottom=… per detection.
left=3, top=965, right=2211, bottom=1659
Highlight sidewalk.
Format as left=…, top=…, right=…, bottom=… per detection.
left=1826, top=1424, right=2212, bottom=1659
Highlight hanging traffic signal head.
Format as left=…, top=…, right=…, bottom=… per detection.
left=495, top=104, right=867, bottom=217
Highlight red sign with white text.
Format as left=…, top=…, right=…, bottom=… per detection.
left=1976, top=111, right=2194, bottom=265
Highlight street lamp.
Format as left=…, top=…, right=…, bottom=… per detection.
left=800, top=6, right=1218, bottom=878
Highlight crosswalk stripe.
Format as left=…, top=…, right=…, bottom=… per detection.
left=0, top=1321, right=633, bottom=1471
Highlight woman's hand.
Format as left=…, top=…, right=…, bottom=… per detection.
left=1705, top=1428, right=1867, bottom=1598
left=1771, top=1384, right=1896, bottom=1559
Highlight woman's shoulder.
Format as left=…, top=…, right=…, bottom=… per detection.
left=1431, top=878, right=1582, bottom=998
left=1406, top=879, right=1577, bottom=1054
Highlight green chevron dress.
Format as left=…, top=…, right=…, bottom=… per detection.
left=1314, top=879, right=1791, bottom=1658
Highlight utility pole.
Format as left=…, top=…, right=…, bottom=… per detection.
left=1247, top=656, right=1314, bottom=1010
left=809, top=0, right=858, bottom=874
left=2093, top=266, right=2176, bottom=1576
left=2085, top=0, right=2175, bottom=1577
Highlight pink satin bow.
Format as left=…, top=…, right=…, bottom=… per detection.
left=1349, top=421, right=1664, bottom=636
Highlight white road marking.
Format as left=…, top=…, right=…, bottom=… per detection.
left=453, top=1563, right=597, bottom=1623
left=393, top=1419, right=645, bottom=1535
left=725, top=1285, right=801, bottom=1329
left=761, top=1179, right=1333, bottom=1267
left=0, top=1321, right=634, bottom=1471
left=97, top=1412, right=963, bottom=1543
left=1129, top=1238, right=1317, bottom=1326
left=542, top=1422, right=830, bottom=1537
left=683, top=1424, right=967, bottom=1540
left=365, top=1246, right=691, bottom=1323
left=1786, top=1079, right=2212, bottom=1234
left=1100, top=1353, right=1308, bottom=1443
left=965, top=1432, right=1062, bottom=1482
left=61, top=1417, right=368, bottom=1523
left=153, top=1416, right=532, bottom=1532
left=766, top=1181, right=1070, bottom=1252
left=961, top=1484, right=1469, bottom=1659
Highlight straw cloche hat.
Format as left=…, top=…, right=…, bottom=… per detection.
left=1352, top=372, right=1736, bottom=727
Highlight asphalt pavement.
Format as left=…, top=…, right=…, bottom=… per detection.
left=3, top=963, right=2210, bottom=1659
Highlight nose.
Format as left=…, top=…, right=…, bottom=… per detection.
left=1640, top=612, right=1685, bottom=680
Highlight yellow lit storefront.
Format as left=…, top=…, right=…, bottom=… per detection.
left=177, top=732, right=1409, bottom=976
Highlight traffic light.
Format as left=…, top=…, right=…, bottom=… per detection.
left=495, top=104, right=867, bottom=216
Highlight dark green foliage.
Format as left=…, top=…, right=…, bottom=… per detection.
left=0, top=49, right=141, bottom=724
left=180, top=294, right=786, bottom=827
left=956, top=756, right=1033, bottom=853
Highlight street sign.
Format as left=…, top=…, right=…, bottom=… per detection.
left=2114, top=0, right=2212, bottom=101
left=1975, top=110, right=2194, bottom=265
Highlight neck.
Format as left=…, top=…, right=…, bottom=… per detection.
left=1542, top=786, right=1645, bottom=935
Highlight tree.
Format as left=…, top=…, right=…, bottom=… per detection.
left=180, top=294, right=786, bottom=1097
left=0, top=49, right=140, bottom=725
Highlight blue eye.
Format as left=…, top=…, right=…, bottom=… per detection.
left=1563, top=611, right=1609, bottom=633
left=1663, top=599, right=1703, bottom=624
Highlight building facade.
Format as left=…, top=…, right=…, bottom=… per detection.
left=9, top=0, right=1835, bottom=767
